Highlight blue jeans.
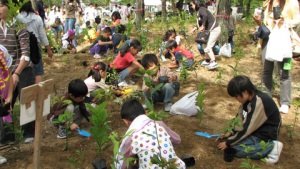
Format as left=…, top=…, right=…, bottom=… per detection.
left=197, top=44, right=220, bottom=55
left=174, top=52, right=194, bottom=68
left=228, top=36, right=234, bottom=52
left=143, top=83, right=175, bottom=103
left=233, top=136, right=274, bottom=159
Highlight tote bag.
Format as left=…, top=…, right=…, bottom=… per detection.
left=170, top=91, right=199, bottom=116
left=265, top=22, right=292, bottom=62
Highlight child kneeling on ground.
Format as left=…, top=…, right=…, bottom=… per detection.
left=48, top=79, right=91, bottom=139
left=217, top=76, right=282, bottom=164
left=166, top=40, right=194, bottom=71
left=115, top=99, right=186, bottom=169
left=90, top=27, right=113, bottom=59
left=141, top=54, right=178, bottom=112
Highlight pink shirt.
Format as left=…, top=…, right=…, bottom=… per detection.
left=174, top=46, right=194, bottom=59
left=110, top=52, right=135, bottom=69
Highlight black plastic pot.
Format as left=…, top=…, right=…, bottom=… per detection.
left=224, top=148, right=237, bottom=162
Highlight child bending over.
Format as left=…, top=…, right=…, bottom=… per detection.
left=156, top=29, right=176, bottom=61
left=110, top=39, right=143, bottom=87
left=166, top=40, right=194, bottom=71
left=115, top=99, right=185, bottom=169
left=90, top=27, right=113, bottom=59
left=141, top=54, right=178, bottom=112
left=217, top=76, right=282, bottom=164
left=62, top=29, right=76, bottom=54
left=48, top=79, right=91, bottom=139
left=84, top=21, right=97, bottom=43
left=84, top=62, right=121, bottom=104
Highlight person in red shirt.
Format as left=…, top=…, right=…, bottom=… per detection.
left=110, top=39, right=143, bottom=87
left=166, top=40, right=194, bottom=71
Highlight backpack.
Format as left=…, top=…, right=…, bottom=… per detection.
left=29, top=32, right=41, bottom=64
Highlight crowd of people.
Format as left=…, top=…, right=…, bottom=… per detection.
left=1, top=0, right=299, bottom=167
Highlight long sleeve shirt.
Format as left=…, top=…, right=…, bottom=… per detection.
left=226, top=90, right=281, bottom=147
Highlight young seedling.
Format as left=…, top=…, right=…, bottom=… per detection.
left=136, top=68, right=169, bottom=121
left=87, top=102, right=111, bottom=154
left=52, top=97, right=73, bottom=151
left=196, top=83, right=206, bottom=127
left=287, top=99, right=300, bottom=141
left=67, top=149, right=84, bottom=168
left=215, top=67, right=226, bottom=85
left=109, top=131, right=136, bottom=169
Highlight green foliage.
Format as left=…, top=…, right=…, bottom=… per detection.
left=196, top=83, right=206, bottom=127
left=67, top=149, right=84, bottom=169
left=109, top=131, right=135, bottom=169
left=138, top=68, right=170, bottom=121
left=215, top=67, right=226, bottom=85
left=223, top=117, right=242, bottom=134
left=240, top=158, right=263, bottom=169
left=87, top=102, right=111, bottom=154
left=52, top=97, right=73, bottom=151
left=179, top=58, right=189, bottom=83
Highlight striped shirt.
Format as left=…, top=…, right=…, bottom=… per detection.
left=0, top=20, right=30, bottom=71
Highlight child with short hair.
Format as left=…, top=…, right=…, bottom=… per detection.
left=116, top=99, right=185, bottom=169
left=62, top=29, right=77, bottom=54
left=112, top=24, right=129, bottom=53
left=84, top=21, right=97, bottom=43
left=90, top=27, right=113, bottom=59
left=110, top=39, right=143, bottom=87
left=141, top=54, right=178, bottom=112
left=217, top=76, right=282, bottom=163
left=156, top=29, right=176, bottom=61
left=48, top=79, right=91, bottom=139
left=166, top=40, right=194, bottom=71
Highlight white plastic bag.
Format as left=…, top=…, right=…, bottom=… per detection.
left=219, top=43, right=232, bottom=57
left=170, top=91, right=199, bottom=116
left=265, top=21, right=292, bottom=62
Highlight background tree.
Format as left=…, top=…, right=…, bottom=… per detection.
left=216, top=0, right=231, bottom=45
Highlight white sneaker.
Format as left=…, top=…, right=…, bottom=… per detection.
left=265, top=141, right=283, bottom=164
left=0, top=155, right=7, bottom=164
left=118, top=81, right=128, bottom=87
left=126, top=79, right=135, bottom=85
left=200, top=60, right=210, bottom=67
left=161, top=55, right=167, bottom=62
left=279, top=105, right=289, bottom=114
left=164, top=102, right=173, bottom=112
left=94, top=54, right=101, bottom=59
left=207, top=62, right=219, bottom=70
left=24, top=137, right=34, bottom=143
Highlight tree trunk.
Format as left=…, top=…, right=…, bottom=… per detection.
left=136, top=0, right=143, bottom=29
left=216, top=0, right=231, bottom=45
left=246, top=0, right=252, bottom=16
left=162, top=0, right=167, bottom=19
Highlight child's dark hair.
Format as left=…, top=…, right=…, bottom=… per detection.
left=86, top=21, right=91, bottom=28
left=111, top=11, right=121, bottom=21
left=121, top=99, right=145, bottom=121
left=116, top=24, right=126, bottom=34
left=120, top=39, right=142, bottom=57
left=102, top=27, right=112, bottom=34
left=166, top=40, right=178, bottom=50
left=191, top=0, right=200, bottom=11
left=87, top=62, right=106, bottom=82
left=95, top=16, right=101, bottom=24
left=68, top=79, right=88, bottom=98
left=141, top=54, right=160, bottom=69
left=227, top=75, right=257, bottom=97
left=19, top=1, right=35, bottom=15
left=179, top=31, right=186, bottom=37
left=163, top=29, right=176, bottom=41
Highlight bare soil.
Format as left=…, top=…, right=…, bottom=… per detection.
left=1, top=23, right=300, bottom=169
